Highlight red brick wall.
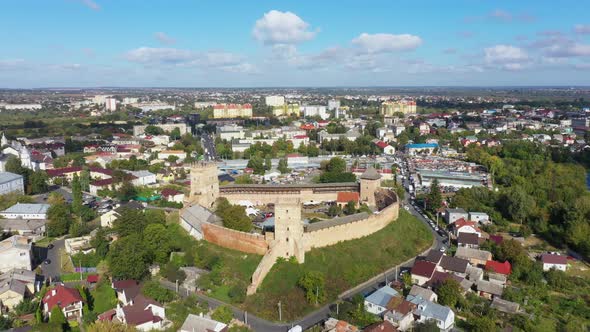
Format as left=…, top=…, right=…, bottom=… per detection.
left=202, top=223, right=268, bottom=255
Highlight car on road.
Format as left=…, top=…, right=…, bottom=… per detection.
left=47, top=244, right=54, bottom=250
left=44, top=259, right=51, bottom=265
left=439, top=246, right=447, bottom=252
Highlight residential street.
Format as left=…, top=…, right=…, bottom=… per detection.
left=38, top=238, right=66, bottom=282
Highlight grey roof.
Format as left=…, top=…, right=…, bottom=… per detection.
left=476, top=280, right=503, bottom=296
left=456, top=247, right=492, bottom=262
left=425, top=250, right=444, bottom=264
left=440, top=256, right=469, bottom=274
left=361, top=167, right=381, bottom=180
left=0, top=235, right=31, bottom=252
left=409, top=285, right=436, bottom=301
left=415, top=300, right=453, bottom=322
left=180, top=314, right=227, bottom=332
left=0, top=172, right=23, bottom=184
left=0, top=278, right=26, bottom=296
left=365, top=285, right=399, bottom=307
left=181, top=204, right=220, bottom=231
left=0, top=268, right=36, bottom=284
left=491, top=298, right=520, bottom=314
left=445, top=208, right=467, bottom=214
left=0, top=219, right=46, bottom=231
left=305, top=212, right=369, bottom=232
left=129, top=170, right=155, bottom=178
left=1, top=203, right=49, bottom=215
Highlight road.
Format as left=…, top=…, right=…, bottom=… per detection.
left=201, top=132, right=218, bottom=161
left=38, top=238, right=66, bottom=282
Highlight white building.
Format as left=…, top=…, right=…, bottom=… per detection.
left=129, top=170, right=156, bottom=186
left=302, top=105, right=329, bottom=120
left=414, top=300, right=455, bottom=332
left=0, top=103, right=42, bottom=110
left=105, top=97, right=117, bottom=111
left=92, top=95, right=110, bottom=105
left=0, top=235, right=32, bottom=273
left=541, top=254, right=568, bottom=271
left=133, top=123, right=188, bottom=136
left=122, top=97, right=139, bottom=105
left=216, top=125, right=245, bottom=140
left=468, top=212, right=490, bottom=224
left=364, top=285, right=399, bottom=316
left=180, top=314, right=227, bottom=332
left=265, top=95, right=285, bottom=107
left=0, top=172, right=25, bottom=195
left=328, top=99, right=341, bottom=111
left=0, top=203, right=49, bottom=220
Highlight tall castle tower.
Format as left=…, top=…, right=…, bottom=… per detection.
left=360, top=167, right=381, bottom=207
left=273, top=197, right=305, bottom=263
left=188, top=162, right=219, bottom=208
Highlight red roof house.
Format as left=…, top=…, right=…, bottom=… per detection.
left=336, top=192, right=360, bottom=206
left=42, top=284, right=84, bottom=319
left=485, top=260, right=512, bottom=275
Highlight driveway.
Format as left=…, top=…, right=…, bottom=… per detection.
left=38, top=238, right=66, bottom=282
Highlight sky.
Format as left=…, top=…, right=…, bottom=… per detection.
left=2, top=0, right=590, bottom=87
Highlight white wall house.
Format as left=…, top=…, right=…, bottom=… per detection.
left=364, top=286, right=399, bottom=316
left=541, top=254, right=568, bottom=271
left=0, top=235, right=32, bottom=273
left=0, top=203, right=49, bottom=220
left=0, top=172, right=25, bottom=195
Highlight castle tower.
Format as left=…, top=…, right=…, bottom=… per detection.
left=360, top=167, right=381, bottom=208
left=188, top=162, right=219, bottom=208
left=273, top=197, right=305, bottom=263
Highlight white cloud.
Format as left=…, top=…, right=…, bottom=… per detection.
left=80, top=0, right=100, bottom=11
left=352, top=33, right=422, bottom=53
left=0, top=59, right=27, bottom=71
left=253, top=10, right=316, bottom=45
left=154, top=32, right=176, bottom=45
left=574, top=24, right=590, bottom=34
left=125, top=47, right=194, bottom=64
left=545, top=43, right=590, bottom=57
left=484, top=45, right=530, bottom=71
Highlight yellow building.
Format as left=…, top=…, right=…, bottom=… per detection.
left=380, top=100, right=417, bottom=116
left=272, top=103, right=300, bottom=117
left=213, top=103, right=253, bottom=119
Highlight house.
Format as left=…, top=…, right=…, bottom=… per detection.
left=0, top=218, right=46, bottom=237
left=0, top=172, right=25, bottom=195
left=161, top=188, right=184, bottom=203
left=0, top=269, right=36, bottom=311
left=179, top=313, right=228, bottom=332
left=410, top=261, right=437, bottom=286
left=109, top=280, right=166, bottom=331
left=413, top=300, right=455, bottom=332
left=465, top=265, right=484, bottom=282
left=363, top=321, right=397, bottom=332
left=438, top=256, right=469, bottom=277
left=383, top=297, right=416, bottom=331
left=485, top=260, right=512, bottom=275
left=0, top=203, right=49, bottom=220
left=0, top=235, right=32, bottom=273
left=364, top=285, right=399, bottom=316
left=323, top=318, right=358, bottom=332
left=337, top=192, right=360, bottom=209
left=444, top=208, right=468, bottom=224
left=100, top=201, right=145, bottom=228
left=42, top=284, right=84, bottom=319
left=541, top=254, right=568, bottom=271
left=408, top=285, right=438, bottom=303
left=455, top=247, right=492, bottom=266
left=128, top=170, right=156, bottom=186
left=64, top=236, right=93, bottom=255
left=375, top=141, right=395, bottom=155
left=476, top=280, right=503, bottom=299
left=158, top=150, right=187, bottom=161
left=490, top=298, right=520, bottom=314
left=468, top=212, right=490, bottom=224
left=452, top=219, right=482, bottom=237
left=424, top=250, right=444, bottom=265
left=457, top=232, right=480, bottom=249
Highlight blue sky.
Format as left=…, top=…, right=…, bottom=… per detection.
left=2, top=0, right=590, bottom=87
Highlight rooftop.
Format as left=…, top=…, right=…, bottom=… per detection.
left=0, top=172, right=23, bottom=184
left=365, top=285, right=399, bottom=307
left=180, top=314, right=228, bottom=332
left=1, top=203, right=49, bottom=215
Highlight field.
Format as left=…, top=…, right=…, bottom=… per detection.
left=242, top=210, right=433, bottom=321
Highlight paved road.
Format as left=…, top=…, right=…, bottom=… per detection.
left=38, top=238, right=66, bottom=281
left=201, top=133, right=218, bottom=161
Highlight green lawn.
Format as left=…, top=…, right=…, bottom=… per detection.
left=243, top=210, right=433, bottom=321
left=91, top=281, right=118, bottom=314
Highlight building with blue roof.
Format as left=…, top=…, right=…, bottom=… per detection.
left=364, top=285, right=400, bottom=316
left=405, top=143, right=439, bottom=156
left=414, top=300, right=455, bottom=332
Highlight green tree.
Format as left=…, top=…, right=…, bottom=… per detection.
left=344, top=201, right=357, bottom=215
left=90, top=227, right=110, bottom=257
left=0, top=316, right=12, bottom=330
left=211, top=305, right=233, bottom=324
left=169, top=127, right=181, bottom=140
left=264, top=157, right=272, bottom=171
left=328, top=204, right=342, bottom=217
left=234, top=175, right=253, bottom=184
left=49, top=305, right=68, bottom=331
left=427, top=179, right=442, bottom=213
left=247, top=155, right=265, bottom=175
left=499, top=187, right=535, bottom=224
left=277, top=158, right=290, bottom=174
left=142, top=280, right=176, bottom=303
left=298, top=271, right=326, bottom=304
left=113, top=209, right=146, bottom=237
left=71, top=173, right=83, bottom=216
left=144, top=223, right=172, bottom=264
left=80, top=168, right=90, bottom=192
left=437, top=279, right=462, bottom=308
left=108, top=234, right=150, bottom=280
left=47, top=203, right=72, bottom=237
left=29, top=171, right=48, bottom=194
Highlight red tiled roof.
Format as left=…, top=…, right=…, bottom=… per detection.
left=411, top=261, right=437, bottom=278
left=161, top=188, right=181, bottom=197
left=112, top=279, right=138, bottom=290
left=287, top=153, right=303, bottom=158
left=541, top=254, right=567, bottom=265
left=454, top=219, right=481, bottom=233
left=485, top=260, right=512, bottom=275
left=300, top=124, right=315, bottom=130
left=87, top=275, right=99, bottom=283
left=337, top=192, right=360, bottom=203
left=46, top=166, right=83, bottom=177
left=98, top=309, right=116, bottom=321
left=293, top=135, right=308, bottom=139
left=43, top=285, right=83, bottom=311
left=375, top=141, right=389, bottom=149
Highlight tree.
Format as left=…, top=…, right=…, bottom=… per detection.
left=437, top=279, right=462, bottom=308
left=298, top=271, right=326, bottom=304
left=144, top=223, right=172, bottom=264
left=220, top=205, right=252, bottom=232
left=0, top=316, right=12, bottom=330
left=87, top=321, right=138, bottom=332
left=116, top=181, right=137, bottom=202
left=344, top=201, right=357, bottom=215
left=144, top=125, right=164, bottom=135
left=234, top=175, right=253, bottom=184
left=327, top=205, right=342, bottom=217
left=162, top=263, right=187, bottom=283
left=324, top=157, right=346, bottom=173
left=427, top=179, right=442, bottom=213
left=80, top=168, right=90, bottom=192
left=90, top=228, right=110, bottom=257
left=169, top=127, right=181, bottom=140
left=108, top=234, right=150, bottom=280
left=391, top=164, right=398, bottom=184
left=28, top=171, right=48, bottom=194
left=278, top=158, right=290, bottom=174
left=264, top=157, right=272, bottom=171
left=71, top=173, right=83, bottom=216
left=47, top=203, right=72, bottom=237
left=211, top=305, right=233, bottom=324
left=499, top=187, right=535, bottom=224
left=247, top=155, right=265, bottom=175
left=414, top=319, right=440, bottom=332
left=142, top=280, right=176, bottom=303
left=113, top=209, right=146, bottom=237
left=49, top=305, right=68, bottom=331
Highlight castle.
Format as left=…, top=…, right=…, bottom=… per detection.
left=181, top=162, right=399, bottom=294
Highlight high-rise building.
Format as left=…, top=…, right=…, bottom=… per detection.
left=105, top=97, right=117, bottom=111
left=328, top=99, right=340, bottom=111
left=92, top=95, right=111, bottom=105
left=265, top=95, right=285, bottom=107
left=302, top=105, right=329, bottom=120
left=380, top=100, right=417, bottom=116
left=272, top=103, right=300, bottom=117
left=213, top=104, right=253, bottom=119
